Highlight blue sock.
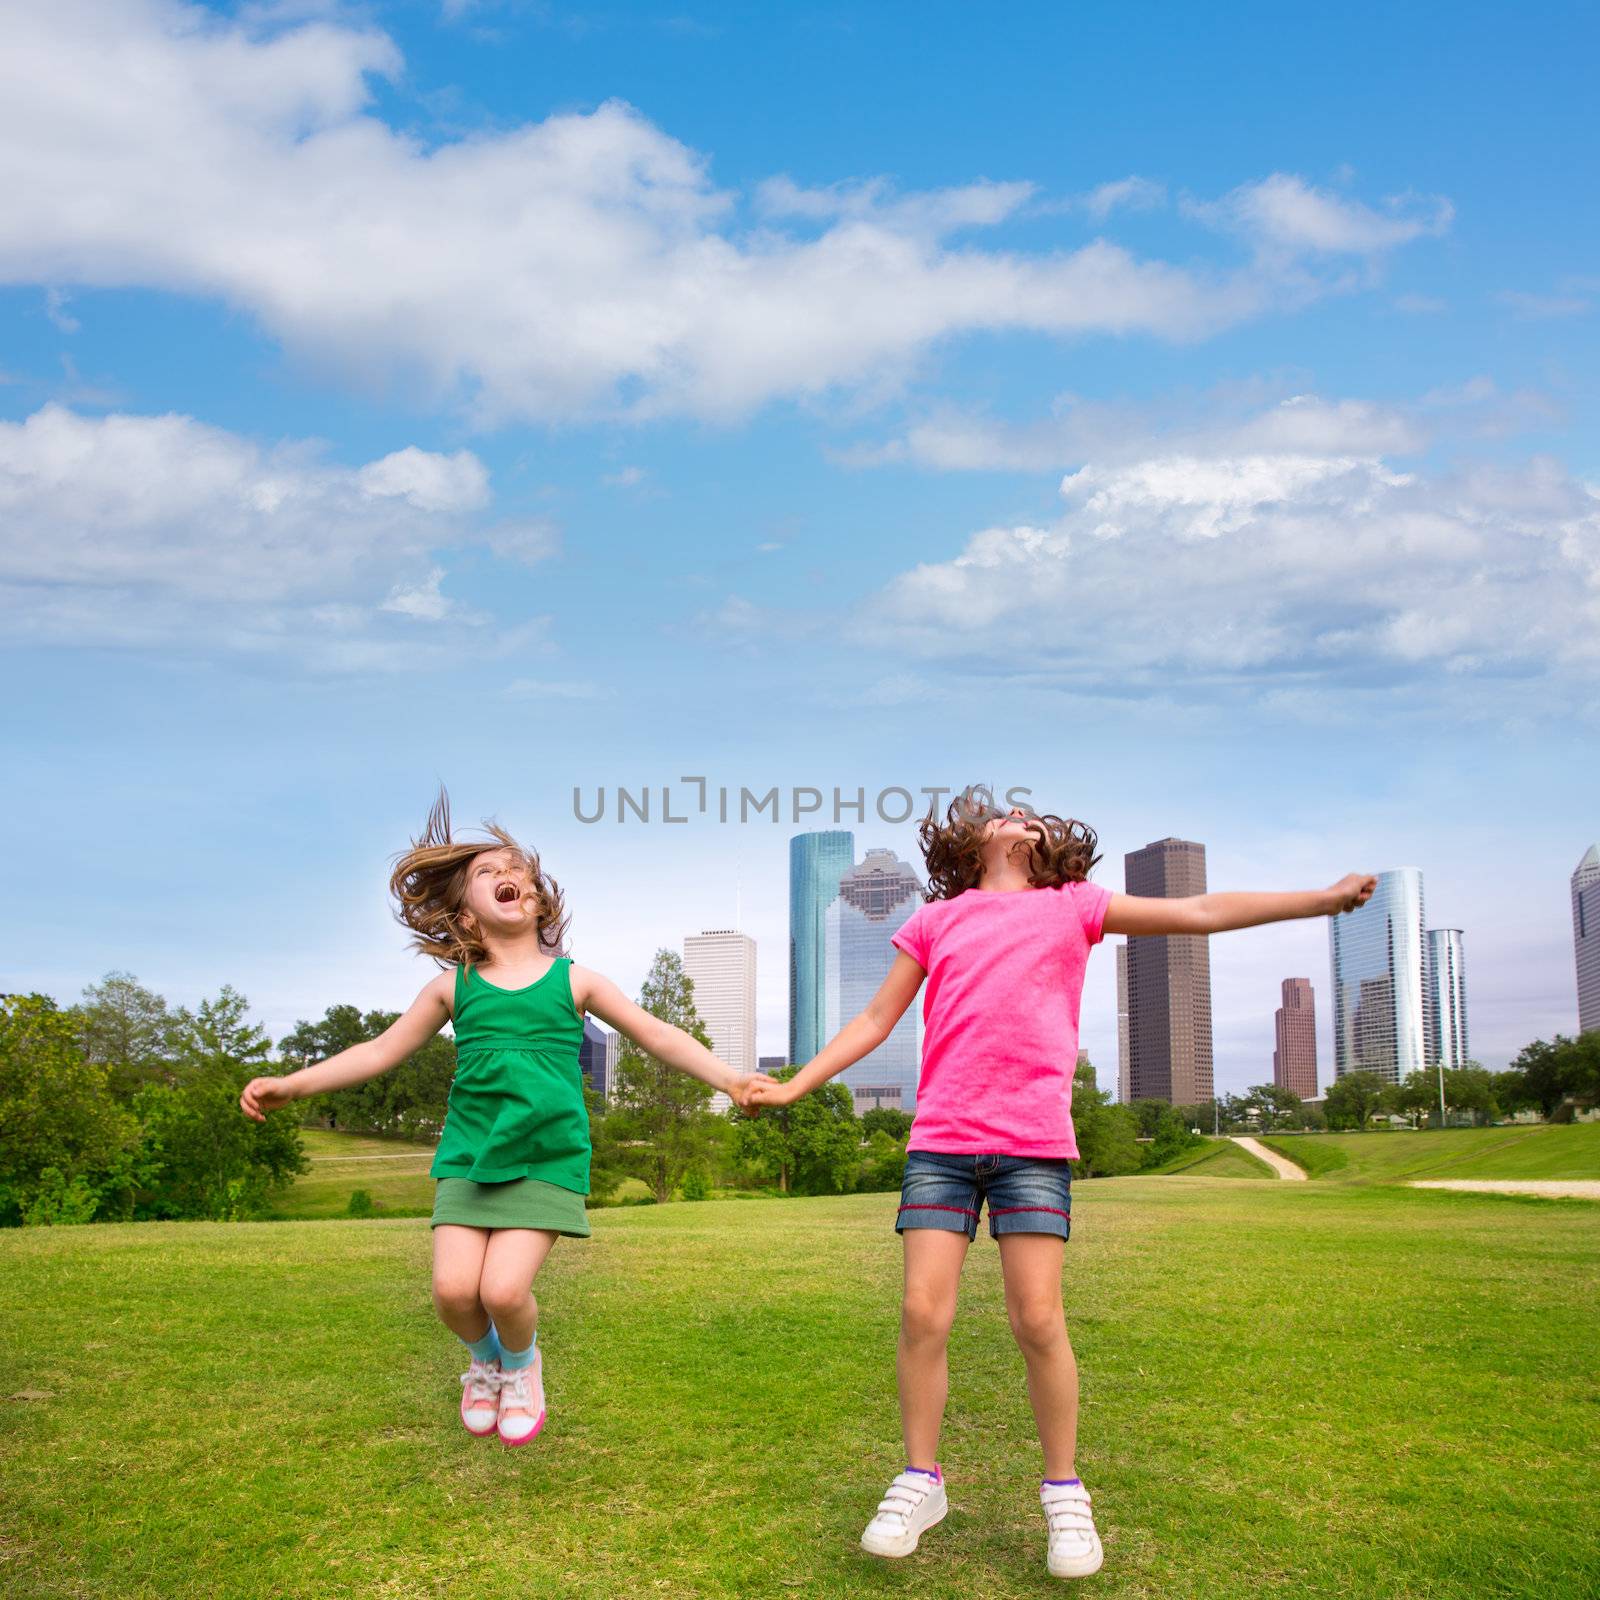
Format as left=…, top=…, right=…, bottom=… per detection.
left=464, top=1324, right=502, bottom=1364
left=500, top=1329, right=537, bottom=1372
left=1042, top=1477, right=1082, bottom=1487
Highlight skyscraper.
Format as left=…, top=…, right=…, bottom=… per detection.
left=1574, top=846, right=1600, bottom=1034
left=578, top=1016, right=617, bottom=1100
left=789, top=830, right=855, bottom=1066
left=1124, top=838, right=1214, bottom=1105
left=1115, top=942, right=1131, bottom=1104
left=1273, top=978, right=1318, bottom=1099
left=1329, top=867, right=1427, bottom=1084
left=683, top=929, right=757, bottom=1113
left=1426, top=929, right=1469, bottom=1070
left=824, top=846, right=924, bottom=1112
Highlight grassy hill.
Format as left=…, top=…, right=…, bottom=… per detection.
left=3, top=1181, right=1596, bottom=1599
left=1148, top=1137, right=1274, bottom=1179
left=269, top=1127, right=439, bottom=1219
left=1258, top=1124, right=1600, bottom=1184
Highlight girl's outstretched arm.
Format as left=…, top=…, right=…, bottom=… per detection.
left=238, top=974, right=453, bottom=1122
left=572, top=965, right=772, bottom=1112
left=748, top=951, right=926, bottom=1109
left=1103, top=872, right=1376, bottom=938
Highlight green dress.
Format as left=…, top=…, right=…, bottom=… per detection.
left=428, top=957, right=592, bottom=1237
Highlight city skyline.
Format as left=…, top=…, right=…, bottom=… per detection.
left=6, top=5, right=1594, bottom=1102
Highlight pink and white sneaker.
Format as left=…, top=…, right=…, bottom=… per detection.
left=458, top=1358, right=501, bottom=1437
left=496, top=1349, right=546, bottom=1447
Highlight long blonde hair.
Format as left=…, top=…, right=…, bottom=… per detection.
left=388, top=789, right=569, bottom=968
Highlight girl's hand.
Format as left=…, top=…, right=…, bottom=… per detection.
left=239, top=1075, right=297, bottom=1123
left=728, top=1073, right=780, bottom=1115
left=1327, top=873, right=1378, bottom=914
left=747, top=1077, right=800, bottom=1109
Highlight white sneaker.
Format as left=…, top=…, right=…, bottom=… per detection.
left=496, top=1349, right=546, bottom=1447
left=860, top=1468, right=948, bottom=1558
left=458, top=1357, right=501, bottom=1437
left=1040, top=1479, right=1103, bottom=1578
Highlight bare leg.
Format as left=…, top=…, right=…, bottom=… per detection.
left=997, top=1232, right=1078, bottom=1479
left=898, top=1229, right=969, bottom=1470
left=431, top=1224, right=492, bottom=1342
left=477, top=1228, right=559, bottom=1353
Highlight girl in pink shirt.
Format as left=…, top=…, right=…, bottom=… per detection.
left=750, top=786, right=1374, bottom=1580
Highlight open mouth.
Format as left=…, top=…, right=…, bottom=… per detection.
left=494, top=884, right=520, bottom=905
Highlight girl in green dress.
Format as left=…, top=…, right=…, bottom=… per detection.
left=240, top=792, right=768, bottom=1446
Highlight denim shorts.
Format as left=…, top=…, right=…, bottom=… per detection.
left=897, top=1150, right=1073, bottom=1241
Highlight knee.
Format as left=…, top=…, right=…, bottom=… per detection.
left=478, top=1276, right=533, bottom=1325
left=1008, top=1297, right=1066, bottom=1356
left=431, top=1274, right=482, bottom=1323
left=900, top=1289, right=956, bottom=1347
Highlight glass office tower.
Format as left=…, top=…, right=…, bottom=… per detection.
left=1574, top=845, right=1600, bottom=1035
left=1426, top=929, right=1469, bottom=1070
left=789, top=830, right=855, bottom=1067
left=1328, top=867, right=1428, bottom=1084
left=823, top=847, right=924, bottom=1111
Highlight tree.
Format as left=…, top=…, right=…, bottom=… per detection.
left=1441, top=1065, right=1498, bottom=1126
left=607, top=950, right=719, bottom=1203
left=1385, top=1071, right=1435, bottom=1129
left=1070, top=1062, right=1142, bottom=1177
left=1127, top=1099, right=1170, bottom=1139
left=1141, top=1106, right=1202, bottom=1169
left=861, top=1106, right=913, bottom=1142
left=0, top=995, right=137, bottom=1226
left=1324, top=1070, right=1387, bottom=1130
left=734, top=1067, right=861, bottom=1194
left=1505, top=1033, right=1600, bottom=1119
left=858, top=1128, right=909, bottom=1192
left=70, top=971, right=178, bottom=1098
left=279, top=1004, right=455, bottom=1139
left=1242, top=1083, right=1303, bottom=1132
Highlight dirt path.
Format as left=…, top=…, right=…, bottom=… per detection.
left=1408, top=1180, right=1600, bottom=1199
left=1229, top=1136, right=1307, bottom=1180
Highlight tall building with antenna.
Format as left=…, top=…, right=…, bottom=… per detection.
left=683, top=929, right=757, bottom=1114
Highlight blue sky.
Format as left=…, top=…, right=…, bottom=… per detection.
left=3, top=0, right=1597, bottom=1086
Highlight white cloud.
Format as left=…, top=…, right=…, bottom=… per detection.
left=1081, top=177, right=1167, bottom=219
left=1496, top=289, right=1592, bottom=319
left=0, top=4, right=1448, bottom=424
left=842, top=389, right=1428, bottom=474
left=44, top=288, right=79, bottom=333
left=868, top=421, right=1600, bottom=697
left=357, top=446, right=489, bottom=512
left=0, top=403, right=518, bottom=667
left=381, top=566, right=463, bottom=622
left=486, top=518, right=561, bottom=566
left=1186, top=173, right=1452, bottom=255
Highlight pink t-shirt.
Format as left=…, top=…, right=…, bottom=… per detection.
left=890, top=879, right=1113, bottom=1159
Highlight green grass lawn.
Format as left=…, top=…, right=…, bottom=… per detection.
left=1259, top=1124, right=1600, bottom=1184
left=4, top=1180, right=1596, bottom=1599
left=1148, top=1138, right=1273, bottom=1180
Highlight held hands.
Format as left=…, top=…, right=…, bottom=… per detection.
left=239, top=1076, right=297, bottom=1123
left=1326, top=873, right=1378, bottom=915
left=727, top=1072, right=783, bottom=1116
left=744, top=1075, right=803, bottom=1111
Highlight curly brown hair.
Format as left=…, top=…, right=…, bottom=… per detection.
left=388, top=789, right=570, bottom=968
left=917, top=784, right=1101, bottom=901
